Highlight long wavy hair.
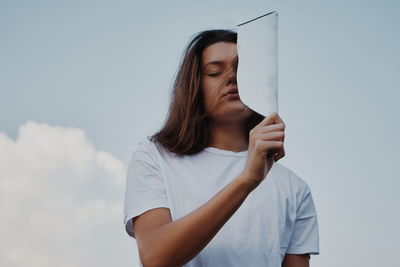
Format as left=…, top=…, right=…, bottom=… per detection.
left=149, top=29, right=264, bottom=155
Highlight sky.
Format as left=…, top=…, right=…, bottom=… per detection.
left=0, top=0, right=399, bottom=266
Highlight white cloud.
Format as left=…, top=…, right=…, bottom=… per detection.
left=0, top=121, right=140, bottom=267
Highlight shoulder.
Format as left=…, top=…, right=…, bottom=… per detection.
left=133, top=136, right=156, bottom=152
left=132, top=136, right=166, bottom=155
left=130, top=137, right=173, bottom=164
left=129, top=137, right=159, bottom=163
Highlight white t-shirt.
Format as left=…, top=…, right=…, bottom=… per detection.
left=123, top=137, right=320, bottom=266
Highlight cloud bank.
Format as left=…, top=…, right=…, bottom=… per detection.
left=0, top=121, right=138, bottom=267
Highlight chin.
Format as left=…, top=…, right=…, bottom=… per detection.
left=222, top=104, right=252, bottom=119
left=233, top=101, right=252, bottom=114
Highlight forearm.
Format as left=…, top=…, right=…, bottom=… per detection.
left=142, top=173, right=256, bottom=266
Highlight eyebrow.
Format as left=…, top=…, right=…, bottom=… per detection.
left=203, top=61, right=224, bottom=68
left=203, top=55, right=238, bottom=68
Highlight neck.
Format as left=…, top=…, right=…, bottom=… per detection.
left=207, top=119, right=249, bottom=152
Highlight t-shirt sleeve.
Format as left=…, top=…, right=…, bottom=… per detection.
left=123, top=141, right=170, bottom=239
left=286, top=183, right=320, bottom=256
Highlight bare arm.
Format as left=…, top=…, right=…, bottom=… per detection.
left=282, top=254, right=310, bottom=267
left=134, top=172, right=256, bottom=267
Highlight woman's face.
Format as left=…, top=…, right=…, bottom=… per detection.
left=201, top=41, right=252, bottom=123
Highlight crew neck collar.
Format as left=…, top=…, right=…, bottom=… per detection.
left=203, top=146, right=248, bottom=157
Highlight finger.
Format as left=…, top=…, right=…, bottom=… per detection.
left=273, top=113, right=285, bottom=128
left=259, top=123, right=285, bottom=134
left=256, top=131, right=284, bottom=142
left=273, top=146, right=286, bottom=162
left=256, top=140, right=284, bottom=156
left=257, top=112, right=280, bottom=127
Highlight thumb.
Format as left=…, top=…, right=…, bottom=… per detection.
left=266, top=149, right=279, bottom=159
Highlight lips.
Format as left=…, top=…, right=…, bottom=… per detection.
left=224, top=88, right=240, bottom=100
left=226, top=88, right=238, bottom=96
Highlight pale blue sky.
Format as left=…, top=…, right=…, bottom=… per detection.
left=1, top=1, right=399, bottom=266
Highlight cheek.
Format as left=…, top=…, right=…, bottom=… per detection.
left=201, top=88, right=215, bottom=110
left=202, top=78, right=224, bottom=105
left=202, top=86, right=218, bottom=110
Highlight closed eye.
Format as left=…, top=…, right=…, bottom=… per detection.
left=208, top=73, right=221, bottom=77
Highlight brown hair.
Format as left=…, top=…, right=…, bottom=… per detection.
left=149, top=29, right=264, bottom=155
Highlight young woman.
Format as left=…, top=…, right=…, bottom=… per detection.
left=124, top=29, right=320, bottom=267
